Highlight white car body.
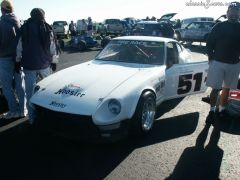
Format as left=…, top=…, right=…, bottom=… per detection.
left=30, top=36, right=208, bottom=140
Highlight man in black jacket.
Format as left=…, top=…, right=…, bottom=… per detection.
left=206, top=1, right=240, bottom=124
left=16, top=8, right=58, bottom=124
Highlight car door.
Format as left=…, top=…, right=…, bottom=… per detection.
left=164, top=42, right=208, bottom=100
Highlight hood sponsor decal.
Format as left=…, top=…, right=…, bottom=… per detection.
left=54, top=84, right=86, bottom=97
left=49, top=101, right=66, bottom=108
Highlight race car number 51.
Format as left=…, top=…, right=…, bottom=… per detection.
left=177, top=72, right=203, bottom=95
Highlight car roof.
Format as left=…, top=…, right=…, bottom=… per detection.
left=190, top=21, right=215, bottom=23
left=113, top=36, right=175, bottom=43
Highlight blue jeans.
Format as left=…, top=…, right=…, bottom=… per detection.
left=14, top=71, right=27, bottom=114
left=24, top=67, right=51, bottom=123
left=0, top=58, right=26, bottom=113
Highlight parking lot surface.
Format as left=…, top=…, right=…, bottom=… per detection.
left=0, top=44, right=240, bottom=180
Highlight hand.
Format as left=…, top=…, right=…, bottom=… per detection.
left=15, top=62, right=22, bottom=74
left=50, top=63, right=57, bottom=72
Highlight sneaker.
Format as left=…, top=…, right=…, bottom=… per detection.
left=206, top=111, right=215, bottom=124
left=2, top=111, right=21, bottom=120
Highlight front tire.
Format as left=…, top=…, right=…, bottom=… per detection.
left=131, top=91, right=156, bottom=136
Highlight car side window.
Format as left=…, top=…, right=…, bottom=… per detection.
left=166, top=42, right=179, bottom=68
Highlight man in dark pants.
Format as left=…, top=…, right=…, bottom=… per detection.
left=206, top=1, right=240, bottom=124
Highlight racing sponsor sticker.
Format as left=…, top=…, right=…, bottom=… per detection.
left=49, top=101, right=66, bottom=108
left=54, top=84, right=86, bottom=97
left=114, top=40, right=164, bottom=47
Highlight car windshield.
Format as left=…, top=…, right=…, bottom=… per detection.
left=96, top=40, right=165, bottom=65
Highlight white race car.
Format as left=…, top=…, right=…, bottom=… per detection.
left=30, top=36, right=208, bottom=141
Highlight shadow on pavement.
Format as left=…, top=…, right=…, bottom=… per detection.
left=0, top=95, right=8, bottom=114
left=156, top=97, right=184, bottom=118
left=0, top=111, right=199, bottom=180
left=213, top=117, right=240, bottom=135
left=166, top=124, right=223, bottom=180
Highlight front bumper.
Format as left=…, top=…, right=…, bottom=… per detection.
left=34, top=105, right=129, bottom=142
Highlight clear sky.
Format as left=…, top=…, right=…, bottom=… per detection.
left=11, top=0, right=233, bottom=24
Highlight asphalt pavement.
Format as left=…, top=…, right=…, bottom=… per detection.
left=0, top=44, right=240, bottom=180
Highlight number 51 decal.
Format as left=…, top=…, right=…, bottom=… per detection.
left=177, top=72, right=203, bottom=95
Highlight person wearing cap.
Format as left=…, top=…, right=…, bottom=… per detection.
left=206, top=1, right=240, bottom=124
left=16, top=8, right=59, bottom=124
left=0, top=0, right=27, bottom=120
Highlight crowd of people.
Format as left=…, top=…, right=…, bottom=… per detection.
left=0, top=0, right=59, bottom=125
left=68, top=17, right=93, bottom=37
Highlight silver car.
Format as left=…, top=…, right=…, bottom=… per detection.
left=175, top=21, right=215, bottom=42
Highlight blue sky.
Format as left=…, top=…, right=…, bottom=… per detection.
left=12, top=0, right=232, bottom=24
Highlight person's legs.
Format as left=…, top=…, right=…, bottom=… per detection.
left=24, top=67, right=51, bottom=124
left=14, top=71, right=27, bottom=116
left=205, top=60, right=224, bottom=124
left=210, top=89, right=220, bottom=108
left=23, top=69, right=37, bottom=124
left=37, top=67, right=51, bottom=82
left=0, top=59, right=20, bottom=116
left=219, top=88, right=230, bottom=109
left=217, top=62, right=240, bottom=119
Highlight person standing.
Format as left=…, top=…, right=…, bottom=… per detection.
left=69, top=20, right=76, bottom=36
left=0, top=0, right=26, bottom=120
left=80, top=19, right=87, bottom=35
left=87, top=17, right=93, bottom=37
left=16, top=8, right=58, bottom=124
left=206, top=1, right=240, bottom=124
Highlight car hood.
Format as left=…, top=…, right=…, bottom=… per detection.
left=31, top=60, right=149, bottom=115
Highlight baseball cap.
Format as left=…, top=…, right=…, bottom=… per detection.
left=228, top=1, right=240, bottom=10
left=1, top=0, right=13, bottom=12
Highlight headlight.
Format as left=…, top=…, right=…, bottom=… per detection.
left=33, top=85, right=40, bottom=94
left=108, top=99, right=121, bottom=115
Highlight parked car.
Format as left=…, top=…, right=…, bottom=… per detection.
left=174, top=21, right=215, bottom=42
left=98, top=19, right=125, bottom=35
left=30, top=36, right=208, bottom=142
left=181, top=17, right=214, bottom=29
left=70, top=34, right=99, bottom=51
left=52, top=21, right=69, bottom=38
left=132, top=21, right=174, bottom=38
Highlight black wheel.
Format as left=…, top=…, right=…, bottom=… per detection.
left=131, top=91, right=156, bottom=136
left=78, top=40, right=86, bottom=51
